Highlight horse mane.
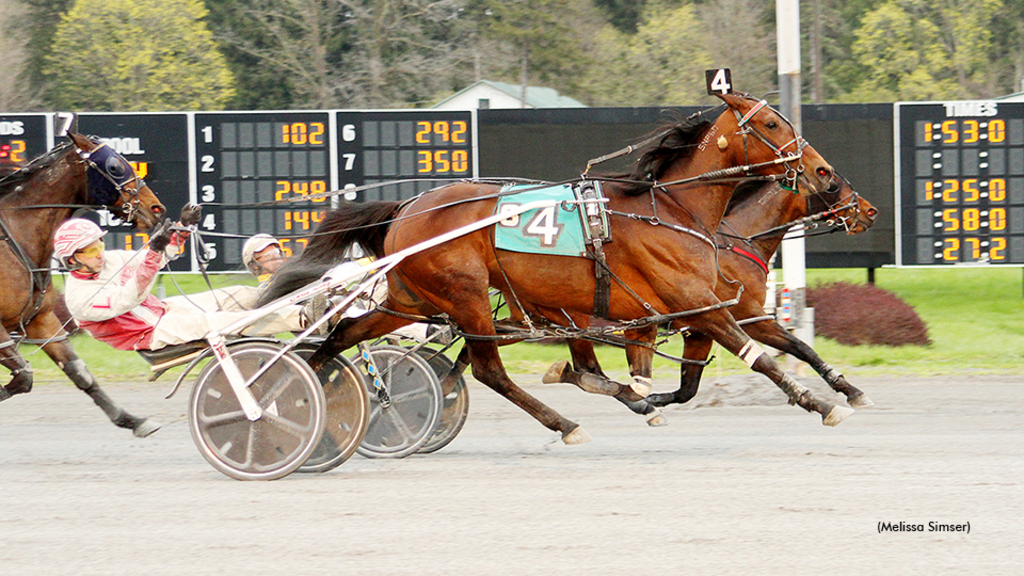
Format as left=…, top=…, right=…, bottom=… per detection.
left=0, top=141, right=74, bottom=197
left=620, top=104, right=727, bottom=196
left=724, top=178, right=777, bottom=216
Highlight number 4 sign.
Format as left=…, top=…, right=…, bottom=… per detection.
left=705, top=68, right=733, bottom=95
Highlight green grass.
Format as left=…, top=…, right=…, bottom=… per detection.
left=28, top=267, right=1024, bottom=385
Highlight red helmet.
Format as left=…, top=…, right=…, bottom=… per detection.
left=53, top=218, right=106, bottom=266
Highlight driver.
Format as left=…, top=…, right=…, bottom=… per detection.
left=57, top=206, right=312, bottom=351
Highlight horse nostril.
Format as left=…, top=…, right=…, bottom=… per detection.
left=867, top=208, right=877, bottom=218
left=816, top=167, right=830, bottom=179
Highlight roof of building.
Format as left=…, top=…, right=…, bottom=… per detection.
left=432, top=80, right=587, bottom=109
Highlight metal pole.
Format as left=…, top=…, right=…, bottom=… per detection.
left=777, top=0, right=809, bottom=344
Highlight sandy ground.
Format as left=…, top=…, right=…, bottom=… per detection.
left=1, top=370, right=1021, bottom=575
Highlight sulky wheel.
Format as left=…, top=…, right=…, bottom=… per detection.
left=188, top=341, right=325, bottom=481
left=350, top=344, right=442, bottom=459
left=291, top=342, right=371, bottom=473
left=414, top=347, right=469, bottom=454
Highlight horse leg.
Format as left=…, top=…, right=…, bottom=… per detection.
left=0, top=329, right=33, bottom=402
left=645, top=332, right=715, bottom=407
left=27, top=311, right=161, bottom=437
left=306, top=309, right=415, bottom=372
left=692, top=308, right=854, bottom=426
left=744, top=319, right=873, bottom=408
left=543, top=338, right=667, bottom=427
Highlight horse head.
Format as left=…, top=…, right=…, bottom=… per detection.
left=67, top=132, right=165, bottom=231
left=808, top=173, right=878, bottom=235
left=715, top=93, right=834, bottom=196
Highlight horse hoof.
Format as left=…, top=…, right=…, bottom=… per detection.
left=848, top=394, right=875, bottom=409
left=645, top=408, right=668, bottom=427
left=542, top=360, right=569, bottom=384
left=630, top=377, right=652, bottom=399
left=133, top=419, right=163, bottom=438
left=562, top=426, right=592, bottom=445
left=822, top=405, right=854, bottom=427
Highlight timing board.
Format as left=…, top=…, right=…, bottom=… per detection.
left=895, top=101, right=1024, bottom=266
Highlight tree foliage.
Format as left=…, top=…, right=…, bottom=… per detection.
left=44, top=0, right=235, bottom=111
left=4, top=0, right=1024, bottom=112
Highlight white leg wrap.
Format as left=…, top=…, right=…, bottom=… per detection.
left=738, top=341, right=766, bottom=368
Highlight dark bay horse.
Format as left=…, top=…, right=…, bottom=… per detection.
left=0, top=132, right=166, bottom=436
left=264, top=92, right=845, bottom=443
left=546, top=174, right=879, bottom=424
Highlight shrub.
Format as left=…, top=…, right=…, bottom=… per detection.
left=806, top=281, right=931, bottom=346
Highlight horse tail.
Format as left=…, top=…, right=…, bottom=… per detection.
left=256, top=200, right=400, bottom=306
left=302, top=200, right=401, bottom=263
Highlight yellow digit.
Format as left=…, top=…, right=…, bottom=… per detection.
left=284, top=211, right=293, bottom=230
left=990, top=237, right=1006, bottom=260
left=276, top=180, right=290, bottom=201
left=988, top=119, right=1005, bottom=143
left=962, top=208, right=980, bottom=231
left=416, top=121, right=431, bottom=144
left=942, top=120, right=959, bottom=143
left=962, top=179, right=979, bottom=202
left=129, top=161, right=148, bottom=179
left=10, top=140, right=26, bottom=163
left=293, top=181, right=309, bottom=197
left=295, top=238, right=308, bottom=252
left=942, top=238, right=960, bottom=261
left=434, top=150, right=450, bottom=173
left=311, top=180, right=327, bottom=203
left=942, top=180, right=959, bottom=203
left=280, top=239, right=294, bottom=257
left=966, top=237, right=981, bottom=259
left=293, top=210, right=310, bottom=230
left=281, top=124, right=290, bottom=144
left=452, top=121, right=467, bottom=144
left=962, top=120, right=979, bottom=144
left=312, top=211, right=325, bottom=224
left=309, top=122, right=325, bottom=145
left=990, top=208, right=1006, bottom=231
left=433, top=121, right=450, bottom=142
left=292, top=123, right=307, bottom=145
left=125, top=234, right=134, bottom=251
left=942, top=208, right=960, bottom=231
left=922, top=123, right=933, bottom=144
left=418, top=150, right=432, bottom=173
left=452, top=150, right=468, bottom=173
left=989, top=178, right=1006, bottom=201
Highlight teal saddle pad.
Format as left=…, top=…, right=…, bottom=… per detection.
left=494, top=184, right=586, bottom=257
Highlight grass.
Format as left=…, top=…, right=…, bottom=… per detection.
left=26, top=266, right=1024, bottom=385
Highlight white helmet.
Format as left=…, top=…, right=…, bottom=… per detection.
left=242, top=234, right=282, bottom=273
left=53, top=219, right=107, bottom=266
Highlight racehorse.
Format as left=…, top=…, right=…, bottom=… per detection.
left=263, top=92, right=846, bottom=443
left=0, top=132, right=166, bottom=436
left=544, top=173, right=879, bottom=424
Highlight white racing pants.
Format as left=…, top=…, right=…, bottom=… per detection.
left=148, top=285, right=305, bottom=350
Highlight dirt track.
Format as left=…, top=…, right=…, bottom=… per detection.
left=1, top=371, right=1021, bottom=575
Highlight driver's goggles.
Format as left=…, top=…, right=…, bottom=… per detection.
left=75, top=242, right=105, bottom=259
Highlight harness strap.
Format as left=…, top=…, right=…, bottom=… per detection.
left=736, top=99, right=769, bottom=127
left=726, top=245, right=769, bottom=275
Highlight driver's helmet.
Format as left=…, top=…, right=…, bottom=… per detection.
left=53, top=218, right=107, bottom=267
left=242, top=234, right=283, bottom=274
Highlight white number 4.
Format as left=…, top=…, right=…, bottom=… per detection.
left=524, top=206, right=562, bottom=247
left=706, top=68, right=732, bottom=95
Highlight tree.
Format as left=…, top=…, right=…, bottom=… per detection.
left=842, top=0, right=1002, bottom=101
left=44, top=0, right=235, bottom=111
left=0, top=1, right=47, bottom=111
left=581, top=1, right=714, bottom=106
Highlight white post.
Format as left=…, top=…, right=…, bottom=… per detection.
left=777, top=0, right=811, bottom=353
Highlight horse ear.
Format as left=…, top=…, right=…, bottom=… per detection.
left=67, top=132, right=93, bottom=151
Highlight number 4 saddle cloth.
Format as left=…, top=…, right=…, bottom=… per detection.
left=493, top=182, right=611, bottom=257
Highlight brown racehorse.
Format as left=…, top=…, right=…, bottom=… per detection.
left=263, top=92, right=846, bottom=444
left=0, top=132, right=166, bottom=436
left=544, top=173, right=879, bottom=424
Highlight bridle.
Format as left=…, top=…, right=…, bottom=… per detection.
left=730, top=96, right=809, bottom=193
left=75, top=140, right=147, bottom=223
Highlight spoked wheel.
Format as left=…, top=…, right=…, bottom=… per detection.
left=415, top=347, right=469, bottom=454
left=292, top=343, right=371, bottom=473
left=188, top=341, right=325, bottom=481
left=351, top=344, right=442, bottom=459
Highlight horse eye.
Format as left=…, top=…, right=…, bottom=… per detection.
left=766, top=120, right=779, bottom=130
